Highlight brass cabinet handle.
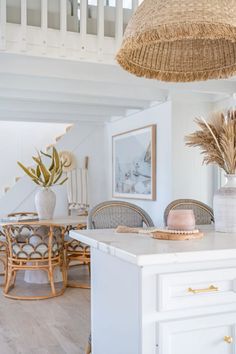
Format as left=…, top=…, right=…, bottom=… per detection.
left=224, top=336, right=233, bottom=344
left=188, top=285, right=219, bottom=294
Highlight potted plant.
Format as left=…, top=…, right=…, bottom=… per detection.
left=18, top=147, right=68, bottom=220
left=185, top=110, right=236, bottom=232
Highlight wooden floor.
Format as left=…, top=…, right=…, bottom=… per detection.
left=0, top=266, right=90, bottom=354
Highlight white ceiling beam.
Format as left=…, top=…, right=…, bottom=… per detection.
left=0, top=88, right=151, bottom=109
left=0, top=53, right=160, bottom=86
left=0, top=53, right=235, bottom=96
left=0, top=98, right=127, bottom=116
left=0, top=73, right=168, bottom=102
left=0, top=110, right=110, bottom=123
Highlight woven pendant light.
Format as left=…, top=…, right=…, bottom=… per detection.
left=116, top=0, right=236, bottom=82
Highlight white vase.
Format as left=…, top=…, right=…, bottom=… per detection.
left=35, top=188, right=56, bottom=220
left=213, top=174, right=236, bottom=232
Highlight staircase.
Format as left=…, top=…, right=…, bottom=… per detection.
left=0, top=122, right=73, bottom=216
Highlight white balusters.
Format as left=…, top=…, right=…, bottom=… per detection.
left=115, top=0, right=123, bottom=49
left=0, top=0, right=130, bottom=60
left=60, top=0, right=67, bottom=57
left=80, top=0, right=87, bottom=56
left=41, top=0, right=48, bottom=54
left=97, top=0, right=104, bottom=60
left=0, top=0, right=6, bottom=50
left=21, top=0, right=27, bottom=52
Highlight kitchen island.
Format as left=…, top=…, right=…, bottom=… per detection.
left=70, top=227, right=236, bottom=354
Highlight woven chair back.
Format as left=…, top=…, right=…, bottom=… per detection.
left=88, top=201, right=154, bottom=229
left=4, top=224, right=65, bottom=260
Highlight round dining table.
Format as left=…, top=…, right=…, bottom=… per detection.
left=0, top=215, right=87, bottom=284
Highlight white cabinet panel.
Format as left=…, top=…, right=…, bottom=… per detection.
left=159, top=312, right=236, bottom=354
left=158, top=268, right=236, bottom=311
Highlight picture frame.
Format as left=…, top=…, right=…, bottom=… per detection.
left=112, top=125, right=156, bottom=200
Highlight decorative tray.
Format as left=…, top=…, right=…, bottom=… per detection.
left=115, top=225, right=204, bottom=240
left=149, top=229, right=204, bottom=240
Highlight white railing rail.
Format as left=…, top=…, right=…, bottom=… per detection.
left=0, top=0, right=142, bottom=62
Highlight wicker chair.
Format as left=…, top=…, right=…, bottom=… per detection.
left=65, top=222, right=90, bottom=289
left=3, top=223, right=67, bottom=300
left=0, top=229, right=7, bottom=286
left=88, top=200, right=154, bottom=230
left=164, top=199, right=214, bottom=226
left=86, top=200, right=154, bottom=354
left=0, top=212, right=38, bottom=287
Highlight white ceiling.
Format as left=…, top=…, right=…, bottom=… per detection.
left=0, top=53, right=234, bottom=124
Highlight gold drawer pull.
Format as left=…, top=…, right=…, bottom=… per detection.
left=224, top=336, right=233, bottom=344
left=188, top=285, right=219, bottom=294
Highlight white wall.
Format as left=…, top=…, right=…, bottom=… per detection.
left=171, top=95, right=215, bottom=206
left=106, top=102, right=172, bottom=226
left=0, top=121, right=68, bottom=196
left=54, top=122, right=108, bottom=216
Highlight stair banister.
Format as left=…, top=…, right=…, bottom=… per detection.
left=80, top=0, right=87, bottom=57
left=1, top=1, right=138, bottom=65
left=97, top=0, right=104, bottom=59
left=115, top=0, right=123, bottom=49
left=41, top=0, right=48, bottom=54
left=60, top=0, right=67, bottom=57
left=0, top=0, right=6, bottom=50
left=21, top=0, right=27, bottom=52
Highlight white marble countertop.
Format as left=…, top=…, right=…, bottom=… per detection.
left=70, top=226, right=236, bottom=266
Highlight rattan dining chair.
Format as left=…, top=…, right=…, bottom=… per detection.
left=85, top=200, right=154, bottom=354
left=65, top=222, right=90, bottom=289
left=164, top=199, right=214, bottom=226
left=0, top=229, right=7, bottom=286
left=88, top=200, right=154, bottom=230
left=3, top=223, right=67, bottom=300
left=0, top=212, right=38, bottom=287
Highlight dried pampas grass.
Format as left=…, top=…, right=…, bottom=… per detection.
left=185, top=110, right=236, bottom=174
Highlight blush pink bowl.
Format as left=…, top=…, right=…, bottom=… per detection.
left=167, top=209, right=196, bottom=231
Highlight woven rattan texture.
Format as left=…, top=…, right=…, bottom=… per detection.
left=88, top=201, right=154, bottom=229
left=5, top=225, right=64, bottom=260
left=164, top=199, right=214, bottom=226
left=117, top=0, right=236, bottom=82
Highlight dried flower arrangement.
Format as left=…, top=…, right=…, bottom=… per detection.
left=185, top=110, right=236, bottom=175
left=17, top=147, right=68, bottom=188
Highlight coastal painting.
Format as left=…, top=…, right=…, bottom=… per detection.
left=112, top=125, right=156, bottom=200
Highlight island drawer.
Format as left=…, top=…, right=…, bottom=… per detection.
left=158, top=312, right=236, bottom=354
left=158, top=267, right=236, bottom=311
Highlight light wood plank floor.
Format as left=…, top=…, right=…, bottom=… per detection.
left=0, top=266, right=90, bottom=354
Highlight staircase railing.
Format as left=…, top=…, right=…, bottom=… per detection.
left=0, top=0, right=142, bottom=62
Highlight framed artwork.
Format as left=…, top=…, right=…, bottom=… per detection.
left=112, top=125, right=156, bottom=200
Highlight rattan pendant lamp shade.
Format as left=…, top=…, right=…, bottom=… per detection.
left=116, top=0, right=236, bottom=82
